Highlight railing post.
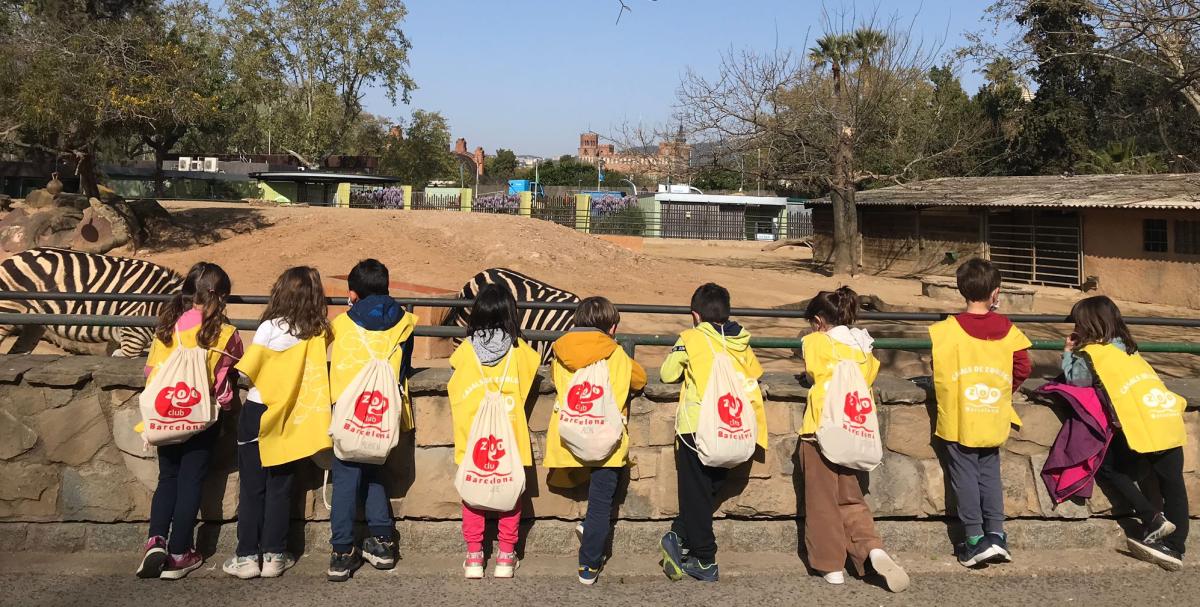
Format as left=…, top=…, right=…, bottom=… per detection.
left=617, top=336, right=636, bottom=358
left=575, top=193, right=591, bottom=234
left=402, top=185, right=413, bottom=210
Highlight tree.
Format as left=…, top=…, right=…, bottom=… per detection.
left=224, top=0, right=416, bottom=161
left=379, top=110, right=456, bottom=187
left=486, top=149, right=519, bottom=179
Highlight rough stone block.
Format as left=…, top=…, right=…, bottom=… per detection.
left=628, top=447, right=659, bottom=480
left=25, top=523, right=86, bottom=551
left=24, top=356, right=103, bottom=387
left=111, top=406, right=151, bottom=459
left=59, top=464, right=143, bottom=522
left=3, top=384, right=75, bottom=416
left=883, top=405, right=935, bottom=459
left=33, top=390, right=108, bottom=466
left=0, top=462, right=59, bottom=517
left=874, top=375, right=926, bottom=404
left=641, top=380, right=681, bottom=402
left=86, top=522, right=149, bottom=552
left=764, top=401, right=796, bottom=436
left=865, top=451, right=922, bottom=516
left=629, top=397, right=656, bottom=417
left=762, top=379, right=807, bottom=401
left=0, top=355, right=60, bottom=383
left=412, top=395, right=453, bottom=447
left=1007, top=403, right=1061, bottom=455
left=0, top=523, right=28, bottom=550
left=920, top=458, right=946, bottom=515
left=1184, top=416, right=1200, bottom=474
left=392, top=447, right=463, bottom=519
left=652, top=446, right=678, bottom=518
left=0, top=409, right=38, bottom=459
left=1189, top=475, right=1200, bottom=518
left=721, top=477, right=797, bottom=517
left=773, top=435, right=799, bottom=476
left=647, top=404, right=677, bottom=447
left=91, top=358, right=147, bottom=389
left=1000, top=451, right=1041, bottom=517
left=408, top=368, right=453, bottom=394
left=527, top=394, right=554, bottom=433
left=523, top=466, right=584, bottom=519
left=121, top=453, right=159, bottom=493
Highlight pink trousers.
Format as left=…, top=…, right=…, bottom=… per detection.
left=461, top=502, right=522, bottom=554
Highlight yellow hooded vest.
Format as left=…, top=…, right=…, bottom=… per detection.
left=931, top=319, right=1031, bottom=448
left=237, top=332, right=333, bottom=467
left=672, top=327, right=768, bottom=450
left=329, top=312, right=418, bottom=433
left=146, top=323, right=238, bottom=384
left=544, top=344, right=636, bottom=469
left=1084, top=343, right=1186, bottom=453
left=447, top=339, right=540, bottom=467
left=800, top=331, right=880, bottom=436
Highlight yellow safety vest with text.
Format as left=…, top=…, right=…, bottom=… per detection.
left=1084, top=343, right=1186, bottom=454
left=931, top=319, right=1031, bottom=448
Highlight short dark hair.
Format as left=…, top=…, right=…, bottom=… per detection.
left=690, top=283, right=731, bottom=323
left=575, top=296, right=620, bottom=330
left=468, top=283, right=522, bottom=339
left=956, top=258, right=1002, bottom=303
left=348, top=259, right=390, bottom=298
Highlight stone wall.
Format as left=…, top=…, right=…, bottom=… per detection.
left=2, top=354, right=1199, bottom=527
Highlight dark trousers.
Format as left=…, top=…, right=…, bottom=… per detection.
left=579, top=467, right=621, bottom=569
left=671, top=434, right=727, bottom=563
left=235, top=401, right=295, bottom=557
left=1095, top=430, right=1189, bottom=553
left=944, top=442, right=1004, bottom=538
left=148, top=423, right=219, bottom=555
left=330, top=457, right=394, bottom=552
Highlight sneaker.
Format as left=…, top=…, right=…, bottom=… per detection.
left=260, top=552, right=296, bottom=578
left=822, top=570, right=845, bottom=585
left=136, top=536, right=168, bottom=579
left=659, top=531, right=686, bottom=581
left=327, top=549, right=361, bottom=582
left=955, top=537, right=995, bottom=567
left=985, top=532, right=1012, bottom=563
left=1128, top=538, right=1184, bottom=572
left=1144, top=513, right=1177, bottom=544
left=868, top=548, right=910, bottom=593
left=160, top=550, right=203, bottom=580
left=463, top=551, right=485, bottom=579
left=578, top=565, right=600, bottom=585
left=680, top=558, right=719, bottom=582
left=362, top=536, right=396, bottom=570
left=493, top=551, right=519, bottom=578
left=222, top=555, right=261, bottom=580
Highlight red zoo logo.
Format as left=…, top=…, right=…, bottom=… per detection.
left=472, top=435, right=507, bottom=473
left=567, top=381, right=604, bottom=413
left=717, top=393, right=745, bottom=429
left=155, top=382, right=201, bottom=418
left=843, top=391, right=873, bottom=426
left=353, top=391, right=390, bottom=427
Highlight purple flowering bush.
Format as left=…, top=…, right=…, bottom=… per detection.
left=350, top=187, right=406, bottom=209
left=473, top=192, right=520, bottom=214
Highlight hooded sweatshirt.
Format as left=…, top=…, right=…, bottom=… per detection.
left=469, top=328, right=514, bottom=367
left=954, top=312, right=1032, bottom=393
left=543, top=328, right=648, bottom=469
left=329, top=294, right=417, bottom=430
left=799, top=325, right=880, bottom=435
left=447, top=334, right=540, bottom=466
left=660, top=320, right=768, bottom=449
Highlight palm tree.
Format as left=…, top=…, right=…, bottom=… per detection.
left=809, top=34, right=855, bottom=94
left=851, top=28, right=888, bottom=68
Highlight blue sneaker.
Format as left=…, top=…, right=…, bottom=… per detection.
left=578, top=565, right=600, bottom=585
left=985, top=532, right=1012, bottom=563
left=659, top=532, right=685, bottom=581
left=956, top=537, right=995, bottom=567
left=681, top=558, right=719, bottom=582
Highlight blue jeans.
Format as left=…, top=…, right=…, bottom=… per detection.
left=579, top=467, right=622, bottom=569
left=330, top=457, right=394, bottom=552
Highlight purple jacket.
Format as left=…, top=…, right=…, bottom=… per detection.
left=1039, top=383, right=1113, bottom=504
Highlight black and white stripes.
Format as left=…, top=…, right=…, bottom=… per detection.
left=0, top=247, right=183, bottom=356
left=447, top=268, right=578, bottom=363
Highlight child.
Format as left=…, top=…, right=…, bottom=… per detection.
left=1063, top=295, right=1188, bottom=571
left=447, top=284, right=540, bottom=579
left=326, top=259, right=416, bottom=581
left=543, top=296, right=647, bottom=585
left=659, top=283, right=766, bottom=583
left=800, top=287, right=908, bottom=592
left=930, top=259, right=1031, bottom=567
left=224, top=267, right=334, bottom=579
left=136, top=262, right=243, bottom=580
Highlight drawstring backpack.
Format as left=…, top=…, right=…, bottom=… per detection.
left=454, top=349, right=527, bottom=511
left=556, top=358, right=624, bottom=462
left=814, top=333, right=882, bottom=471
left=328, top=326, right=406, bottom=464
left=682, top=329, right=758, bottom=468
left=139, top=333, right=228, bottom=446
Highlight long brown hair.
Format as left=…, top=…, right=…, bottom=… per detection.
left=155, top=262, right=232, bottom=348
left=260, top=266, right=330, bottom=340
left=1070, top=295, right=1138, bottom=353
left=804, top=286, right=859, bottom=328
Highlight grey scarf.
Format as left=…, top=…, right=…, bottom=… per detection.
left=469, top=329, right=513, bottom=366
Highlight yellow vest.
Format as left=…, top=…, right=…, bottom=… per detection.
left=447, top=339, right=540, bottom=467
left=800, top=332, right=880, bottom=435
left=543, top=347, right=635, bottom=469
left=675, top=328, right=768, bottom=450
left=236, top=335, right=333, bottom=467
left=931, top=319, right=1031, bottom=448
left=1084, top=343, right=1186, bottom=453
left=329, top=312, right=418, bottom=433
left=146, top=323, right=238, bottom=385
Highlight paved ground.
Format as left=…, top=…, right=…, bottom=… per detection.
left=0, top=549, right=1193, bottom=606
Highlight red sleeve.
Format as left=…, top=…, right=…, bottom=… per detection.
left=1012, top=348, right=1031, bottom=393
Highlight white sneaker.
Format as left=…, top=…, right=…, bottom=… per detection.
left=222, top=555, right=261, bottom=579
left=260, top=552, right=295, bottom=578
left=868, top=548, right=910, bottom=593
left=822, top=570, right=845, bottom=585
left=463, top=551, right=485, bottom=579
left=493, top=552, right=519, bottom=579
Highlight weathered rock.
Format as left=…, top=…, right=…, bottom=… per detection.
left=59, top=464, right=145, bottom=522
left=1184, top=416, right=1200, bottom=474
left=407, top=368, right=453, bottom=394
left=391, top=447, right=463, bottom=519
left=32, top=391, right=108, bottom=466
left=25, top=523, right=86, bottom=551
left=0, top=409, right=38, bottom=459
left=523, top=466, right=585, bottom=519
left=3, top=384, right=76, bottom=417
left=412, top=396, right=453, bottom=447
left=92, top=359, right=146, bottom=389
left=773, top=435, right=799, bottom=476
left=721, top=478, right=797, bottom=517
left=111, top=406, right=150, bottom=458
left=527, top=391, right=554, bottom=433
left=920, top=458, right=946, bottom=515
left=0, top=354, right=61, bottom=383
left=652, top=446, right=678, bottom=517
left=642, top=380, right=681, bottom=401
left=884, top=406, right=935, bottom=459
left=763, top=401, right=795, bottom=436
left=22, top=189, right=55, bottom=209
left=0, top=462, right=58, bottom=518
left=1000, top=451, right=1041, bottom=516
left=874, top=375, right=926, bottom=404
left=865, top=451, right=923, bottom=516
left=1030, top=453, right=1089, bottom=518
left=1006, top=403, right=1062, bottom=455
left=628, top=447, right=659, bottom=481
left=120, top=452, right=159, bottom=494
left=24, top=357, right=102, bottom=387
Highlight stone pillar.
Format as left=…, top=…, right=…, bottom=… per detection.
left=402, top=185, right=413, bottom=210
left=335, top=182, right=351, bottom=208
left=460, top=188, right=473, bottom=212
left=575, top=193, right=591, bottom=233
left=518, top=191, right=532, bottom=218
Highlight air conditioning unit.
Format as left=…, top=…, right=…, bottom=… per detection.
left=202, top=157, right=219, bottom=172
left=189, top=159, right=203, bottom=171
left=177, top=157, right=192, bottom=171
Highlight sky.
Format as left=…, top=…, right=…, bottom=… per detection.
left=370, top=0, right=1008, bottom=158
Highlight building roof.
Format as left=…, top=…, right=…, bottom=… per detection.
left=249, top=171, right=400, bottom=184
left=809, top=174, right=1200, bottom=210
left=655, top=192, right=788, bottom=206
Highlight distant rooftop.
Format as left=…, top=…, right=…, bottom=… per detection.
left=249, top=171, right=400, bottom=184
left=809, top=174, right=1200, bottom=210
left=655, top=192, right=788, bottom=206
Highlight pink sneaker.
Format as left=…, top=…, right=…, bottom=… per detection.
left=463, top=551, right=485, bottom=579
left=160, top=549, right=203, bottom=580
left=136, top=536, right=167, bottom=579
left=493, top=551, right=519, bottom=578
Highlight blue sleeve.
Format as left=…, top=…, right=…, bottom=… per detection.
left=1061, top=351, right=1093, bottom=387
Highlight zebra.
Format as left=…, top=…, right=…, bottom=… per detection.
left=445, top=268, right=579, bottom=364
left=0, top=247, right=184, bottom=356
